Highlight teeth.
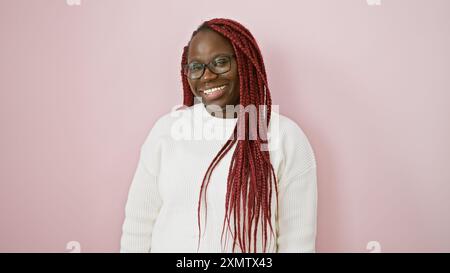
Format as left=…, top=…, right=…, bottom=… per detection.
left=204, top=85, right=226, bottom=95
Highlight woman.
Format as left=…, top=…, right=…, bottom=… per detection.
left=120, top=18, right=317, bottom=253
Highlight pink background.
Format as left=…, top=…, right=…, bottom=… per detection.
left=1, top=0, right=449, bottom=252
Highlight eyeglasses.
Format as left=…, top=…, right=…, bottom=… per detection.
left=184, top=54, right=235, bottom=80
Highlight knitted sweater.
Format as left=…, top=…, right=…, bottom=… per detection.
left=120, top=102, right=317, bottom=253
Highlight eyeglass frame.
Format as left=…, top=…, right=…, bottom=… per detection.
left=183, top=53, right=236, bottom=80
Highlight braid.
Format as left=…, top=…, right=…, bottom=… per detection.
left=180, top=18, right=278, bottom=253
left=181, top=46, right=194, bottom=106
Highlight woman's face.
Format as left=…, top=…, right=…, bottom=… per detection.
left=187, top=29, right=240, bottom=110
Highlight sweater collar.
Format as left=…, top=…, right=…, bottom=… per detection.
left=194, top=103, right=238, bottom=124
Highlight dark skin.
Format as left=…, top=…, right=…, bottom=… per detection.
left=187, top=29, right=240, bottom=119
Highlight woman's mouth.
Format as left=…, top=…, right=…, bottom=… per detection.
left=201, top=85, right=227, bottom=101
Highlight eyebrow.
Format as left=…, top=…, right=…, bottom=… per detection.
left=188, top=53, right=233, bottom=63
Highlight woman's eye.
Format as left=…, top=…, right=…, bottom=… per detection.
left=214, top=58, right=229, bottom=66
left=190, top=63, right=202, bottom=71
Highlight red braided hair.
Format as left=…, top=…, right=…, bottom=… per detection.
left=180, top=18, right=278, bottom=253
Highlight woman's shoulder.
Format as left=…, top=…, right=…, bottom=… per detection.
left=269, top=110, right=311, bottom=144
left=141, top=105, right=193, bottom=146
left=152, top=105, right=194, bottom=130
left=268, top=110, right=317, bottom=174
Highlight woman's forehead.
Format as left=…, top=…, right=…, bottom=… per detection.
left=188, top=30, right=234, bottom=62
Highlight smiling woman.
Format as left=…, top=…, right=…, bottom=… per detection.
left=120, top=18, right=317, bottom=253
left=184, top=29, right=240, bottom=115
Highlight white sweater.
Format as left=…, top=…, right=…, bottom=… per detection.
left=120, top=103, right=317, bottom=253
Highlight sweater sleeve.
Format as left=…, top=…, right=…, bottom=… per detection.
left=276, top=118, right=318, bottom=253
left=120, top=118, right=166, bottom=253
left=277, top=166, right=317, bottom=252
left=120, top=154, right=162, bottom=253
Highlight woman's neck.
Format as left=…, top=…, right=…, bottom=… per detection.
left=203, top=104, right=238, bottom=119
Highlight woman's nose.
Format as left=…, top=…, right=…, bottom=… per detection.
left=201, top=66, right=218, bottom=81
